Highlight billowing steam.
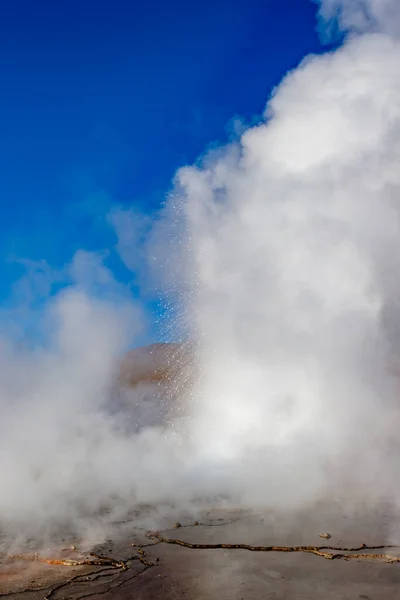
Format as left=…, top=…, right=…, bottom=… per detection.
left=170, top=2, right=400, bottom=506
left=316, top=0, right=400, bottom=39
left=2, top=0, right=400, bottom=544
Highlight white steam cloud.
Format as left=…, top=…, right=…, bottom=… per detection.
left=172, top=29, right=400, bottom=506
left=316, top=0, right=400, bottom=39
left=2, top=0, right=400, bottom=547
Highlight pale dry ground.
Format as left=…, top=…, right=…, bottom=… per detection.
left=1, top=504, right=400, bottom=599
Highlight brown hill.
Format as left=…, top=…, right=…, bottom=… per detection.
left=118, top=342, right=194, bottom=389
left=116, top=342, right=195, bottom=428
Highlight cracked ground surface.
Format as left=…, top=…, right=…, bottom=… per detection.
left=1, top=506, right=400, bottom=599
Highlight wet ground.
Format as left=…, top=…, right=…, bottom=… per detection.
left=1, top=505, right=400, bottom=599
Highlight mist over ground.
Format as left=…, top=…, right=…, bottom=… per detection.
left=2, top=0, right=400, bottom=547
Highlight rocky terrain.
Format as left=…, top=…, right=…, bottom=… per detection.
left=2, top=504, right=400, bottom=599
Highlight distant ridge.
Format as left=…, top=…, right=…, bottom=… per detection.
left=119, top=342, right=193, bottom=388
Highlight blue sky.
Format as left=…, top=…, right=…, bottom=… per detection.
left=0, top=0, right=327, bottom=341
